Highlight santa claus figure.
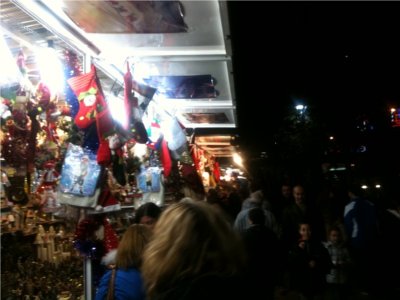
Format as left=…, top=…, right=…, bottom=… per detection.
left=40, top=161, right=60, bottom=191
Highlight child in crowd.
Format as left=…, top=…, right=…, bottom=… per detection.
left=323, top=225, right=352, bottom=300
left=286, top=221, right=332, bottom=300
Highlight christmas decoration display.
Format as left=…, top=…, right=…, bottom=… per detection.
left=1, top=39, right=215, bottom=300
left=1, top=255, right=84, bottom=299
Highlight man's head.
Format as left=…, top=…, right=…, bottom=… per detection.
left=281, top=184, right=292, bottom=199
left=293, top=185, right=305, bottom=206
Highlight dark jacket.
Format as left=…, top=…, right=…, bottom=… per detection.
left=287, top=240, right=332, bottom=297
left=242, top=224, right=282, bottom=300
left=150, top=273, right=247, bottom=300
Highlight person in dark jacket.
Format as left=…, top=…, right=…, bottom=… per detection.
left=242, top=207, right=282, bottom=300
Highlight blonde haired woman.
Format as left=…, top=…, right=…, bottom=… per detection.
left=95, top=224, right=151, bottom=300
left=142, top=199, right=248, bottom=300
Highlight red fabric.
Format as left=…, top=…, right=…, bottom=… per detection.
left=159, top=138, right=172, bottom=177
left=93, top=66, right=115, bottom=142
left=213, top=161, right=221, bottom=183
left=123, top=62, right=133, bottom=130
left=180, top=163, right=205, bottom=195
left=97, top=188, right=116, bottom=208
left=97, top=139, right=111, bottom=165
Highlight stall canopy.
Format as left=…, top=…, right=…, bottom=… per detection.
left=1, top=0, right=237, bottom=130
left=194, top=135, right=238, bottom=158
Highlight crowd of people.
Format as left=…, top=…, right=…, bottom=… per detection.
left=95, top=171, right=400, bottom=300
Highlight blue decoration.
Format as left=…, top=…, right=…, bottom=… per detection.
left=82, top=122, right=100, bottom=152
left=73, top=239, right=105, bottom=260
left=63, top=51, right=81, bottom=118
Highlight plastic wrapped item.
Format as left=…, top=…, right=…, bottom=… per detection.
left=58, top=143, right=101, bottom=197
left=62, top=0, right=187, bottom=33
left=137, top=166, right=162, bottom=193
left=144, top=75, right=218, bottom=99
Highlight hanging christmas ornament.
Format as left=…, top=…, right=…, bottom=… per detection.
left=16, top=50, right=27, bottom=76
left=124, top=62, right=148, bottom=144
left=63, top=50, right=81, bottom=118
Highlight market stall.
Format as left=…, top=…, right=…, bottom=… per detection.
left=1, top=1, right=237, bottom=298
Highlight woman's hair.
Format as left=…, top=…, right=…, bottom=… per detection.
left=142, top=199, right=246, bottom=297
left=134, top=202, right=162, bottom=224
left=115, top=224, right=151, bottom=269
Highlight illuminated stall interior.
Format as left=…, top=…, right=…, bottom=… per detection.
left=1, top=1, right=238, bottom=299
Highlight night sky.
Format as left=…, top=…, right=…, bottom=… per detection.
left=228, top=2, right=400, bottom=153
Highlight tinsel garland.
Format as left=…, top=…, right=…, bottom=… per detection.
left=73, top=216, right=118, bottom=260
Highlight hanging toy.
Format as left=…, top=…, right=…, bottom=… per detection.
left=108, top=133, right=127, bottom=186
left=36, top=160, right=60, bottom=213
left=40, top=161, right=60, bottom=191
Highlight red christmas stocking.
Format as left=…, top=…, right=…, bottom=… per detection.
left=123, top=62, right=133, bottom=130
left=95, top=99, right=115, bottom=165
left=91, top=65, right=115, bottom=165
left=124, top=63, right=148, bottom=144
left=67, top=65, right=102, bottom=129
